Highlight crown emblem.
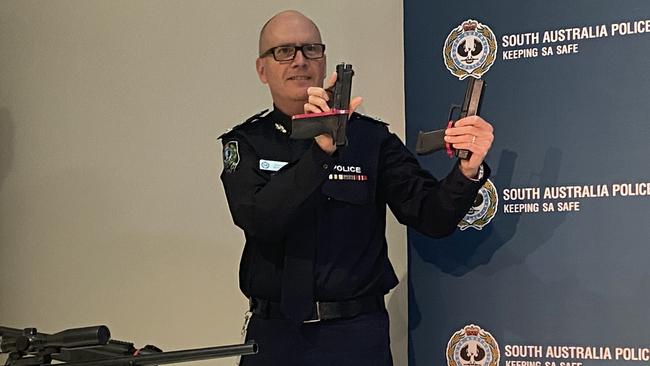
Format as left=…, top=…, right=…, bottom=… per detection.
left=464, top=325, right=480, bottom=336
left=462, top=20, right=478, bottom=31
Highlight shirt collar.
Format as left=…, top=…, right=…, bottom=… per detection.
left=269, top=105, right=292, bottom=135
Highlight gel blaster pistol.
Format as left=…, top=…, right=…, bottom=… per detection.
left=415, top=77, right=485, bottom=160
left=290, top=63, right=354, bottom=146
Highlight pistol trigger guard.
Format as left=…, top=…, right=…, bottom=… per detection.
left=447, top=105, right=461, bottom=125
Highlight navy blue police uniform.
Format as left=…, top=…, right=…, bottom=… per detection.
left=219, top=107, right=489, bottom=366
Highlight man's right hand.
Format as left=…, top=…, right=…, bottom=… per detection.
left=304, top=72, right=362, bottom=155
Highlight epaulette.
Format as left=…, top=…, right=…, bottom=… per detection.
left=352, top=112, right=389, bottom=126
left=218, top=109, right=270, bottom=139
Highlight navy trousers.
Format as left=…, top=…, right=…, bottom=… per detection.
left=240, top=310, right=393, bottom=366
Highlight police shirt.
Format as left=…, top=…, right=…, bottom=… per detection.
left=219, top=107, right=489, bottom=304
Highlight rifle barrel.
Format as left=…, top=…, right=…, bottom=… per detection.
left=54, top=342, right=258, bottom=366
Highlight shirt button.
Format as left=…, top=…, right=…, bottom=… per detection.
left=322, top=163, right=329, bottom=170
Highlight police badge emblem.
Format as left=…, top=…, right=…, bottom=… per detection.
left=447, top=324, right=500, bottom=366
left=458, top=179, right=498, bottom=231
left=223, top=141, right=240, bottom=173
left=443, top=19, right=497, bottom=80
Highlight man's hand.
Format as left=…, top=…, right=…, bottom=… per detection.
left=444, top=115, right=494, bottom=179
left=304, top=72, right=363, bottom=154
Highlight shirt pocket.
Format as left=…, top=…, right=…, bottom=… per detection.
left=321, top=177, right=375, bottom=205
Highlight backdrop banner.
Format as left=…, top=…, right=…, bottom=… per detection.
left=404, top=1, right=650, bottom=366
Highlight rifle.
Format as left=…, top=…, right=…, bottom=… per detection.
left=0, top=325, right=257, bottom=366
left=416, top=78, right=485, bottom=159
left=290, top=63, right=354, bottom=146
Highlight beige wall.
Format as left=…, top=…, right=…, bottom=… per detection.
left=0, top=1, right=405, bottom=365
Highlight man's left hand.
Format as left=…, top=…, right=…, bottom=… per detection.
left=444, top=116, right=494, bottom=180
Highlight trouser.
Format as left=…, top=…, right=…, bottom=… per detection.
left=239, top=309, right=393, bottom=366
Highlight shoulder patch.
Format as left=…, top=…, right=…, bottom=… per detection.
left=222, top=140, right=240, bottom=173
left=218, top=109, right=270, bottom=140
left=352, top=112, right=389, bottom=126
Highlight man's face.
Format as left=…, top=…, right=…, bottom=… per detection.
left=256, top=14, right=326, bottom=113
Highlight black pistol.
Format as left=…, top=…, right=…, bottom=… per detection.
left=416, top=78, right=485, bottom=159
left=290, top=63, right=354, bottom=145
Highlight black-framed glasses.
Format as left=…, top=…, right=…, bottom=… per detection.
left=260, top=43, right=326, bottom=61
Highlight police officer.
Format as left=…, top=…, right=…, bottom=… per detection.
left=220, top=10, right=494, bottom=366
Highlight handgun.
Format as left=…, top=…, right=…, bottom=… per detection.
left=290, top=63, right=354, bottom=145
left=416, top=77, right=485, bottom=159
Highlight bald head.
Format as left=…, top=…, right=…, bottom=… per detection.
left=255, top=10, right=326, bottom=116
left=258, top=10, right=322, bottom=55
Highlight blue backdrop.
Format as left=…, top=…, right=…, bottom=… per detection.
left=405, top=1, right=650, bottom=366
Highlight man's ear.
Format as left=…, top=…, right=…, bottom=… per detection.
left=256, top=58, right=268, bottom=84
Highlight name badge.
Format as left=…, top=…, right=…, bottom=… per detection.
left=259, top=159, right=288, bottom=172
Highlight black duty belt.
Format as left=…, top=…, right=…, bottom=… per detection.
left=249, top=295, right=386, bottom=323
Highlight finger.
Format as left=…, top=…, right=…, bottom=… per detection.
left=444, top=132, right=493, bottom=144
left=315, top=134, right=337, bottom=155
left=323, top=71, right=337, bottom=90
left=452, top=135, right=492, bottom=156
left=307, top=86, right=330, bottom=101
left=445, top=126, right=494, bottom=144
left=446, top=136, right=494, bottom=154
left=451, top=141, right=488, bottom=151
left=308, top=94, right=331, bottom=112
left=453, top=115, right=483, bottom=127
left=454, top=116, right=494, bottom=132
left=445, top=125, right=476, bottom=137
left=304, top=103, right=323, bottom=114
left=444, top=135, right=472, bottom=144
left=348, top=96, right=363, bottom=115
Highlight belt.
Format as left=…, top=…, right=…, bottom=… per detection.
left=249, top=295, right=386, bottom=323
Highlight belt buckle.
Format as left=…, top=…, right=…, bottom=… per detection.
left=303, top=301, right=321, bottom=323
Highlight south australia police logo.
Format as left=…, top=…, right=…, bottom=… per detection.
left=459, top=179, right=498, bottom=231
left=443, top=19, right=497, bottom=80
left=447, top=324, right=500, bottom=366
left=223, top=141, right=240, bottom=173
